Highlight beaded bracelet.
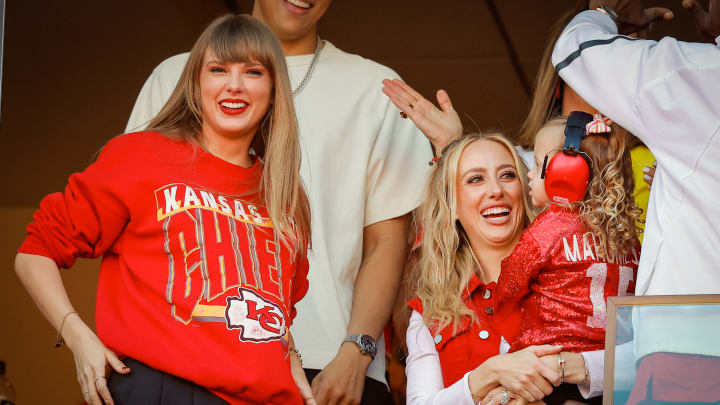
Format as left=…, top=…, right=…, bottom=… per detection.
left=288, top=346, right=303, bottom=367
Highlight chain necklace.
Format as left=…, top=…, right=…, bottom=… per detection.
left=292, top=36, right=322, bottom=97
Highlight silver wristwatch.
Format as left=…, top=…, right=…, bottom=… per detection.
left=343, top=334, right=378, bottom=359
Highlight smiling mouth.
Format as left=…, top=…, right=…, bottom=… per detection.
left=481, top=206, right=510, bottom=224
left=220, top=101, right=247, bottom=109
left=219, top=100, right=249, bottom=115
left=285, top=0, right=312, bottom=9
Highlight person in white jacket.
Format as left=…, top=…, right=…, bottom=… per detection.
left=553, top=0, right=720, bottom=297
left=552, top=1, right=720, bottom=403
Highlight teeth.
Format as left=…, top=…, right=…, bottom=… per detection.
left=221, top=102, right=247, bottom=109
left=481, top=207, right=510, bottom=216
left=287, top=0, right=311, bottom=8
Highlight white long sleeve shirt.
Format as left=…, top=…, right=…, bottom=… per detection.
left=405, top=311, right=600, bottom=404
left=553, top=12, right=720, bottom=359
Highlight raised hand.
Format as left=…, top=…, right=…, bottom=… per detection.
left=682, top=0, right=720, bottom=42
left=589, top=0, right=673, bottom=34
left=381, top=79, right=462, bottom=155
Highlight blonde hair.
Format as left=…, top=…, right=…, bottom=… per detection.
left=411, top=133, right=534, bottom=333
left=542, top=118, right=641, bottom=258
left=517, top=1, right=589, bottom=149
left=146, top=15, right=310, bottom=255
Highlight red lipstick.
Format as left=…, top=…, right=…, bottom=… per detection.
left=219, top=98, right=249, bottom=116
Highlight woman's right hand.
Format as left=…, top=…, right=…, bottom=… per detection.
left=381, top=79, right=462, bottom=155
left=64, top=316, right=130, bottom=405
left=473, top=345, right=562, bottom=403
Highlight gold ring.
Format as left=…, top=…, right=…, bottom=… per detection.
left=95, top=376, right=106, bottom=384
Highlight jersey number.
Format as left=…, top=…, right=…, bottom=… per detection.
left=586, top=263, right=633, bottom=328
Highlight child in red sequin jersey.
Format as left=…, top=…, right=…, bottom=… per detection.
left=496, top=116, right=641, bottom=353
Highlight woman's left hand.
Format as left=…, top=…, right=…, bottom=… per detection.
left=480, top=386, right=546, bottom=405
left=381, top=78, right=462, bottom=154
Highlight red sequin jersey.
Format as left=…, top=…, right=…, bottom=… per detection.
left=496, top=206, right=640, bottom=352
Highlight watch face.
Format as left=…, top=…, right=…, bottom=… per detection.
left=360, top=335, right=377, bottom=353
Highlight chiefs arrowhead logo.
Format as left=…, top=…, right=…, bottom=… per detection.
left=225, top=287, right=286, bottom=343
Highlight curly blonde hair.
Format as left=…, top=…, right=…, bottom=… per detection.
left=410, top=133, right=535, bottom=333
left=544, top=119, right=641, bottom=258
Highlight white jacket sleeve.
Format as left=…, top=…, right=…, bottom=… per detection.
left=551, top=10, right=720, bottom=156
left=405, top=310, right=477, bottom=405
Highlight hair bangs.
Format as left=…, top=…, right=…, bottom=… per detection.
left=208, top=18, right=276, bottom=76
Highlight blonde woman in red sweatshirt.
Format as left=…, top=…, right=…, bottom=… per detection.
left=15, top=14, right=315, bottom=405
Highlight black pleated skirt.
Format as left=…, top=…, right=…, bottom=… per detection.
left=108, top=358, right=229, bottom=405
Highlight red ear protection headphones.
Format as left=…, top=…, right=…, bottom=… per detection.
left=541, top=111, right=594, bottom=205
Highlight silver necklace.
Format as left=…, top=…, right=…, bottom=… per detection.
left=292, top=37, right=322, bottom=97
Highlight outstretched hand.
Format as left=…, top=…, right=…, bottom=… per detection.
left=589, top=0, right=673, bottom=34
left=682, top=0, right=720, bottom=42
left=381, top=79, right=462, bottom=156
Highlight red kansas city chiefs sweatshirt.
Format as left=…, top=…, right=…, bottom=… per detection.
left=19, top=132, right=309, bottom=404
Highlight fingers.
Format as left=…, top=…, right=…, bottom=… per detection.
left=682, top=0, right=706, bottom=20
left=535, top=359, right=560, bottom=388
left=381, top=79, right=417, bottom=108
left=391, top=78, right=426, bottom=102
left=519, top=382, right=545, bottom=403
left=526, top=345, right=563, bottom=357
left=436, top=90, right=455, bottom=113
left=310, top=375, right=329, bottom=405
left=529, top=373, right=554, bottom=397
left=290, top=357, right=315, bottom=405
left=381, top=82, right=418, bottom=119
left=106, top=350, right=131, bottom=374
left=95, top=376, right=115, bottom=405
left=482, top=387, right=518, bottom=405
left=644, top=7, right=674, bottom=22
left=79, top=367, right=102, bottom=405
left=481, top=386, right=505, bottom=405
